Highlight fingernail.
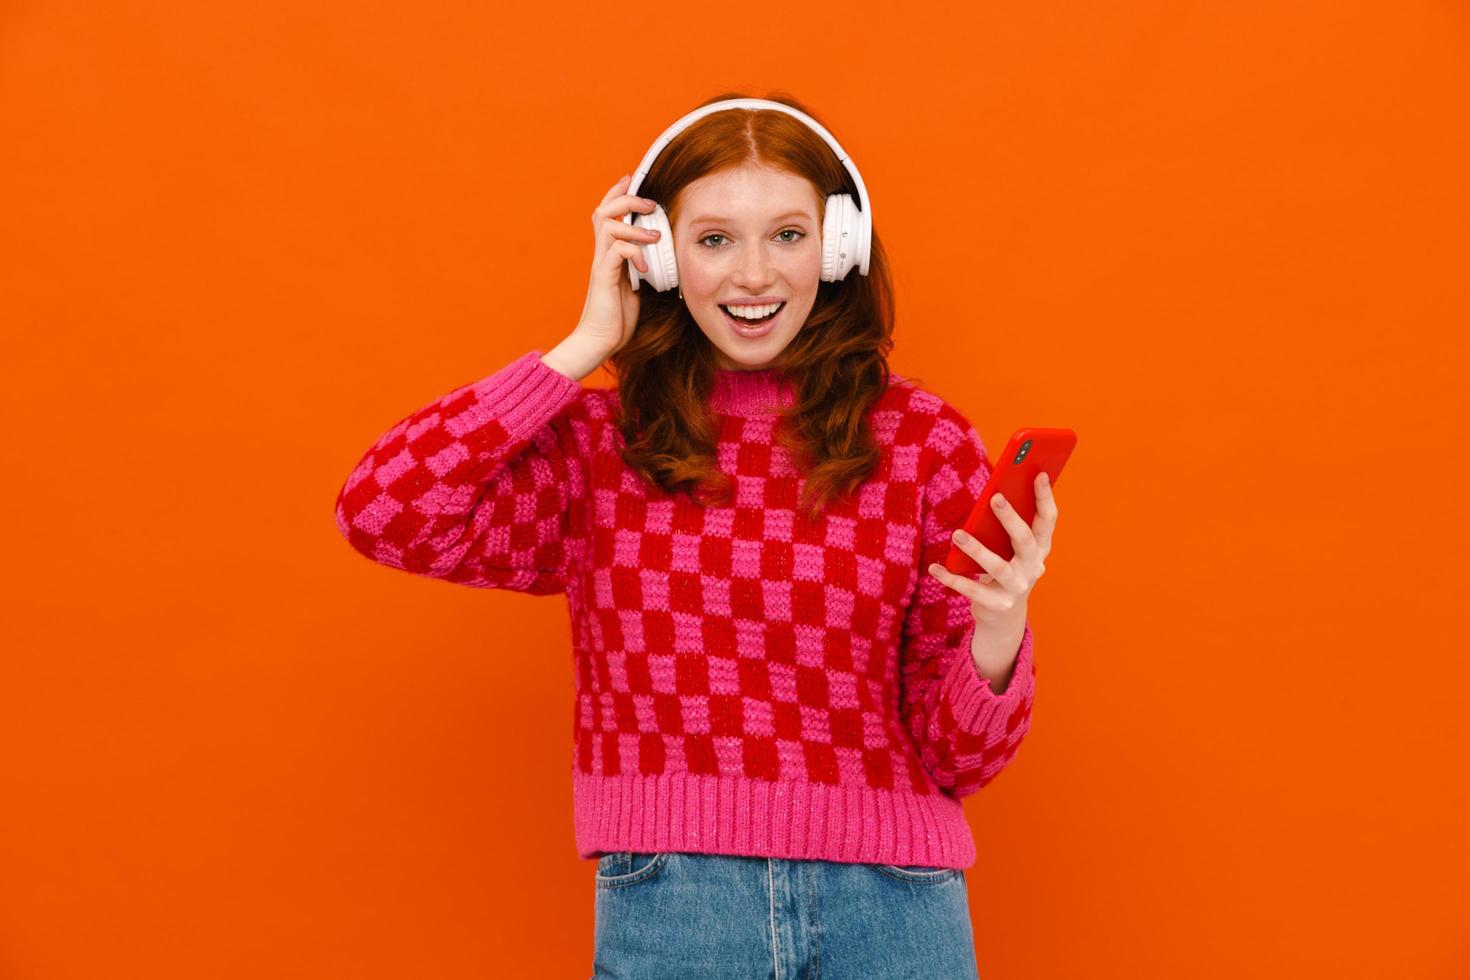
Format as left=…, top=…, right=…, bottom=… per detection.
left=992, top=495, right=1006, bottom=509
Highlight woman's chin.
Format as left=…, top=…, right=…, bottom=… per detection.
left=716, top=348, right=776, bottom=371
left=712, top=329, right=793, bottom=371
left=697, top=309, right=803, bottom=371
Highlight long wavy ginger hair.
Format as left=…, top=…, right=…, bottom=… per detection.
left=610, top=91, right=899, bottom=523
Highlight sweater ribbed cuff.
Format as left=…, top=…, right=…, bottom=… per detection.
left=945, top=621, right=1036, bottom=732
left=457, top=350, right=582, bottom=442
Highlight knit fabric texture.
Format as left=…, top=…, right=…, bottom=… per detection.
left=334, top=350, right=1037, bottom=869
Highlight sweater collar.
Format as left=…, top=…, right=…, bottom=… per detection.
left=710, top=365, right=796, bottom=417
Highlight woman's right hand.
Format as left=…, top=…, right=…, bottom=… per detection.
left=573, top=174, right=663, bottom=358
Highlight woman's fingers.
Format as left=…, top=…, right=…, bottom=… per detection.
left=940, top=531, right=1023, bottom=593
left=588, top=175, right=662, bottom=280
left=592, top=176, right=659, bottom=227
left=598, top=173, right=632, bottom=205
left=605, top=239, right=647, bottom=274
left=988, top=493, right=1042, bottom=567
left=1031, top=473, right=1058, bottom=556
left=592, top=196, right=658, bottom=227
left=604, top=215, right=661, bottom=243
left=926, top=561, right=1015, bottom=612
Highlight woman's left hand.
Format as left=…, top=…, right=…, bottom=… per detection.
left=927, top=472, right=1058, bottom=690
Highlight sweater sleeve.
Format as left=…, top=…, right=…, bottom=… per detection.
left=333, top=350, right=588, bottom=595
left=897, top=404, right=1038, bottom=800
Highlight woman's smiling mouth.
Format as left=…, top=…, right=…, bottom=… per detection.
left=721, top=301, right=786, bottom=338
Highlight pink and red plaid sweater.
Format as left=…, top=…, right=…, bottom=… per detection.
left=334, top=350, right=1036, bottom=869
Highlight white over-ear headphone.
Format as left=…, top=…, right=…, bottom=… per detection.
left=622, top=98, right=873, bottom=293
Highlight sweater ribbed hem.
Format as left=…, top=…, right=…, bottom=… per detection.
left=572, top=770, right=978, bottom=869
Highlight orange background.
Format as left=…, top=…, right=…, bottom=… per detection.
left=3, top=2, right=1467, bottom=977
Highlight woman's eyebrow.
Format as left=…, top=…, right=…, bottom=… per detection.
left=689, top=210, right=811, bottom=226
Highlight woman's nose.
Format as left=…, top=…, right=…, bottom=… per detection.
left=735, top=242, right=775, bottom=283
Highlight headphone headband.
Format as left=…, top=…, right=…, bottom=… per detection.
left=626, top=98, right=872, bottom=277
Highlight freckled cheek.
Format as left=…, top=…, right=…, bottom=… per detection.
left=681, top=273, right=720, bottom=304
left=675, top=250, right=716, bottom=295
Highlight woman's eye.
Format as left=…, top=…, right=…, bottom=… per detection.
left=697, top=229, right=805, bottom=248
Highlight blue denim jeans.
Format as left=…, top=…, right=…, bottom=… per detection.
left=591, top=851, right=981, bottom=979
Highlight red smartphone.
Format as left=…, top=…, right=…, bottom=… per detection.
left=943, top=427, right=1077, bottom=577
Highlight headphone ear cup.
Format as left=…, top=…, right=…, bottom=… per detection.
left=628, top=204, right=679, bottom=292
left=820, top=193, right=863, bottom=282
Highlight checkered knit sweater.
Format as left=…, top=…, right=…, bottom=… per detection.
left=334, top=349, right=1036, bottom=869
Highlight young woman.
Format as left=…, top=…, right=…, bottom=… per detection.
left=335, top=91, right=1060, bottom=979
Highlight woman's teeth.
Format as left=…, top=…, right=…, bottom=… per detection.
left=721, top=302, right=784, bottom=322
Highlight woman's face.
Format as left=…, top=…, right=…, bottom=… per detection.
left=670, top=163, right=823, bottom=371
